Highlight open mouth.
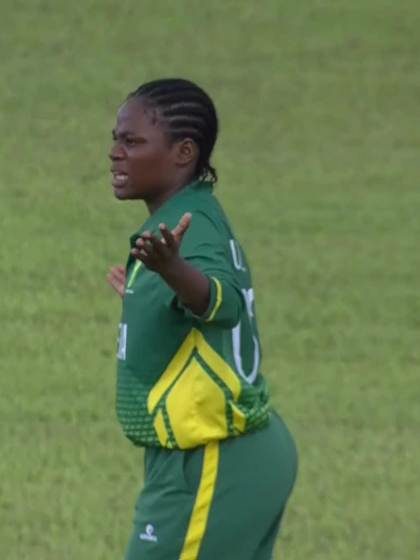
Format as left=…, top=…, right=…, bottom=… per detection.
left=112, top=172, right=128, bottom=188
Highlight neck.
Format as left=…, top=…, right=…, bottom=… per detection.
left=145, top=176, right=197, bottom=215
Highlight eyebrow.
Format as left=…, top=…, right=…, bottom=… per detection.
left=112, top=128, right=142, bottom=138
left=111, top=128, right=148, bottom=139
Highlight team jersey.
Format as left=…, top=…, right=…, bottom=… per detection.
left=116, top=180, right=270, bottom=449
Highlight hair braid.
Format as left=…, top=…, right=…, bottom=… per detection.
left=128, top=78, right=219, bottom=183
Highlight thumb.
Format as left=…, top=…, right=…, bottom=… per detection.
left=172, top=212, right=192, bottom=240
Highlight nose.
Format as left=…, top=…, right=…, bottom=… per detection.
left=109, top=141, right=125, bottom=161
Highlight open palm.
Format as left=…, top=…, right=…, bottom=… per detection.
left=107, top=212, right=192, bottom=296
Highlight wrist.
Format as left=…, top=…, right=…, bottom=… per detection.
left=157, top=255, right=186, bottom=281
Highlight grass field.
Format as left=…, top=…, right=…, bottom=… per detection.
left=1, top=1, right=419, bottom=558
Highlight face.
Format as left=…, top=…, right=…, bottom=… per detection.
left=109, top=97, right=178, bottom=201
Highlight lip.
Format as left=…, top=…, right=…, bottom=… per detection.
left=111, top=170, right=129, bottom=189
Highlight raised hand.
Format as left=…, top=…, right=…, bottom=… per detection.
left=107, top=265, right=126, bottom=297
left=131, top=212, right=192, bottom=274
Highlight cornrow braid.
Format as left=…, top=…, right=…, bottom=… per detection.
left=128, top=78, right=219, bottom=183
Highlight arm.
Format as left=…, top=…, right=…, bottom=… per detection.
left=158, top=257, right=211, bottom=317
left=130, top=212, right=243, bottom=326
left=105, top=215, right=210, bottom=312
left=130, top=213, right=211, bottom=316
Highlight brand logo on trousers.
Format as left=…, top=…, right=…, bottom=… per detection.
left=139, top=524, right=158, bottom=543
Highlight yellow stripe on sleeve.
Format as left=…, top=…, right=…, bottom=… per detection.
left=205, top=277, right=223, bottom=322
left=179, top=441, right=220, bottom=560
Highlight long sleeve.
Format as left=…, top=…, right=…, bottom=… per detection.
left=172, top=210, right=244, bottom=329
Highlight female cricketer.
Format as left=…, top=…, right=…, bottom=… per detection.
left=107, top=78, right=298, bottom=560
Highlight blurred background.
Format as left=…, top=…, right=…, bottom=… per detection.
left=1, top=1, right=419, bottom=558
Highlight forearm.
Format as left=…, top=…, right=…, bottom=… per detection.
left=130, top=217, right=243, bottom=325
left=159, top=256, right=211, bottom=316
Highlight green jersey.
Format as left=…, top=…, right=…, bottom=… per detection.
left=116, top=180, right=270, bottom=449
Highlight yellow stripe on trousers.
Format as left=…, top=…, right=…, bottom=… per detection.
left=179, top=441, right=220, bottom=560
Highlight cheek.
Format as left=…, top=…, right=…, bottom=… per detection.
left=130, top=146, right=171, bottom=181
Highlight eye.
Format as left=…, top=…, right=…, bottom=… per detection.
left=125, top=137, right=136, bottom=146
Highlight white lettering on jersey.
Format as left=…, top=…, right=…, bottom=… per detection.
left=117, top=323, right=127, bottom=360
left=232, top=288, right=260, bottom=384
left=229, top=239, right=246, bottom=271
left=242, top=287, right=255, bottom=318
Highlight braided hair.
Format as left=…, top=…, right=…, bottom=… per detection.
left=128, top=78, right=219, bottom=183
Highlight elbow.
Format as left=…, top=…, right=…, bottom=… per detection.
left=204, top=283, right=244, bottom=329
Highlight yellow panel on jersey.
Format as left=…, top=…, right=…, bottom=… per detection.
left=147, top=330, right=196, bottom=414
left=179, top=441, right=220, bottom=560
left=166, top=357, right=229, bottom=448
left=148, top=328, right=241, bottom=413
left=195, top=330, right=241, bottom=399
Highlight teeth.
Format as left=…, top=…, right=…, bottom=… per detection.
left=112, top=172, right=128, bottom=188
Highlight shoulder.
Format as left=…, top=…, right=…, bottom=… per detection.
left=179, top=204, right=231, bottom=259
left=190, top=190, right=233, bottom=235
left=182, top=209, right=222, bottom=248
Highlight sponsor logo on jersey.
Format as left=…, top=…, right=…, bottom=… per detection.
left=139, top=524, right=158, bottom=543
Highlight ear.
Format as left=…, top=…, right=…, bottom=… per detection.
left=173, top=138, right=199, bottom=168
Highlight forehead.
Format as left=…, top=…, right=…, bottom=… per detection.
left=114, top=97, right=160, bottom=133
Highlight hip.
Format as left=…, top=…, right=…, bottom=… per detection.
left=143, top=409, right=298, bottom=495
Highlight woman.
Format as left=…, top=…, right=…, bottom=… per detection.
left=107, top=78, right=298, bottom=560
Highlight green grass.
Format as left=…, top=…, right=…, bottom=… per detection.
left=1, top=1, right=419, bottom=558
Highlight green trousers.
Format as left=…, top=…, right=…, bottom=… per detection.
left=125, top=411, right=298, bottom=560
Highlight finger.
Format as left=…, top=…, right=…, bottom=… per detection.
left=172, top=212, right=192, bottom=237
left=107, top=273, right=125, bottom=296
left=137, top=232, right=155, bottom=247
left=140, top=233, right=168, bottom=258
left=135, top=237, right=154, bottom=256
left=172, top=212, right=192, bottom=239
left=110, top=279, right=124, bottom=294
left=130, top=247, right=157, bottom=271
left=108, top=267, right=125, bottom=284
left=110, top=267, right=126, bottom=282
left=159, top=223, right=176, bottom=250
left=148, top=234, right=169, bottom=257
left=131, top=247, right=149, bottom=260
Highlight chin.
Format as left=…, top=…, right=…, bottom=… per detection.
left=113, top=188, right=129, bottom=200
left=113, top=188, right=145, bottom=201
